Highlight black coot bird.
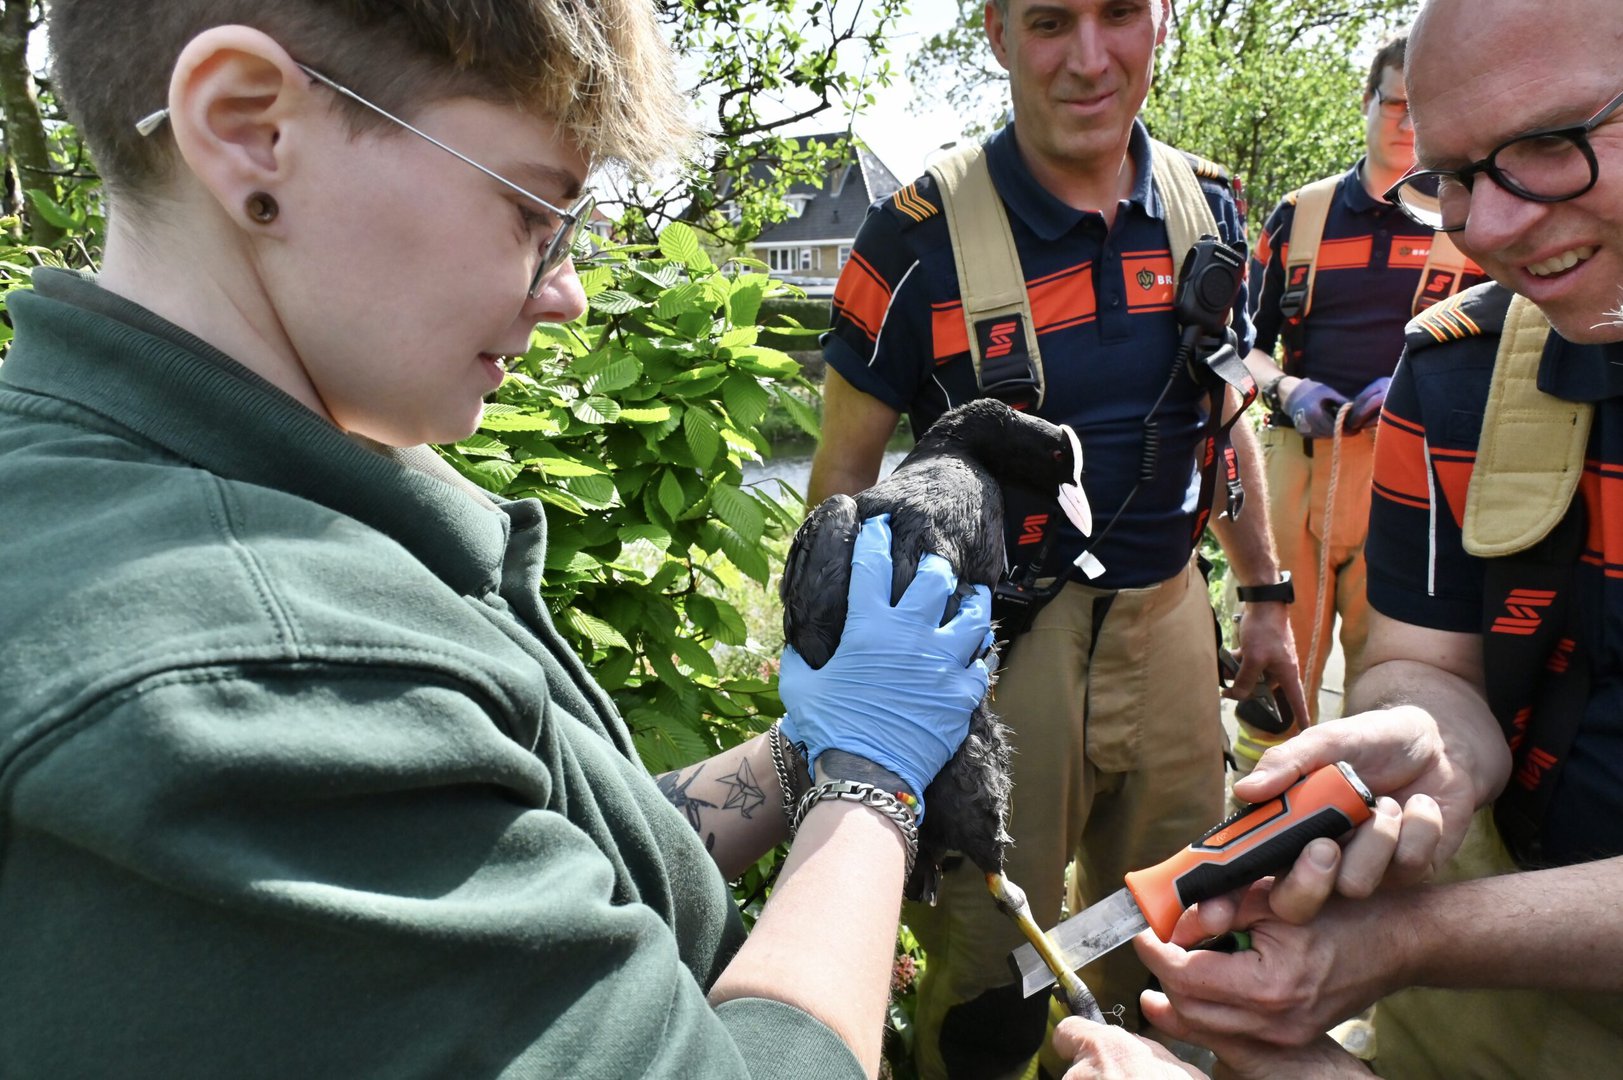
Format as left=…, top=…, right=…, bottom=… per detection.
left=780, top=398, right=1092, bottom=899
left=781, top=398, right=1104, bottom=1018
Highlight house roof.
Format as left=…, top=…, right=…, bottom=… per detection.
left=737, top=133, right=904, bottom=247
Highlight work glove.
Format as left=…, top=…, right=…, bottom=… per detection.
left=1284, top=378, right=1351, bottom=439
left=1347, top=376, right=1392, bottom=433
left=779, top=514, right=993, bottom=822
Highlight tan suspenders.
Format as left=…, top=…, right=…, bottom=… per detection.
left=926, top=139, right=1220, bottom=409
left=1463, top=293, right=1589, bottom=557
left=1278, top=173, right=1472, bottom=372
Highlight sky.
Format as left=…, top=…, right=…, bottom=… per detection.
left=776, top=0, right=986, bottom=183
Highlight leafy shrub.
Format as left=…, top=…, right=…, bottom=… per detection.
left=435, top=223, right=820, bottom=770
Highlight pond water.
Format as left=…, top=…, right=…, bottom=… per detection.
left=740, top=446, right=909, bottom=504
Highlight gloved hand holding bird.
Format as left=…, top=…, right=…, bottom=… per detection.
left=778, top=397, right=1106, bottom=1021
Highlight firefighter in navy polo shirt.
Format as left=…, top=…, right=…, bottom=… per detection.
left=1241, top=31, right=1487, bottom=742
left=810, top=1, right=1306, bottom=1076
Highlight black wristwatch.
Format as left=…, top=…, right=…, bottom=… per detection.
left=1236, top=572, right=1294, bottom=604
left=1260, top=373, right=1289, bottom=414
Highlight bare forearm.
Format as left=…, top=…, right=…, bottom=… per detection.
left=708, top=800, right=907, bottom=1077
left=655, top=733, right=795, bottom=880
left=1210, top=419, right=1280, bottom=586
left=1386, top=856, right=1623, bottom=992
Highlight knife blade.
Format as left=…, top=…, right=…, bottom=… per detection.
left=1011, top=761, right=1375, bottom=997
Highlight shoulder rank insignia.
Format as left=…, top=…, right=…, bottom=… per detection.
left=1406, top=281, right=1512, bottom=347
left=890, top=181, right=939, bottom=224
left=1179, top=150, right=1233, bottom=186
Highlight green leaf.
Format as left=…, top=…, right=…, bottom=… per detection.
left=452, top=434, right=515, bottom=460
left=26, top=189, right=80, bottom=230
left=591, top=289, right=645, bottom=314
left=563, top=607, right=630, bottom=650
left=466, top=458, right=521, bottom=491
left=655, top=281, right=711, bottom=321
left=658, top=470, right=690, bottom=521
left=671, top=636, right=720, bottom=678
left=533, top=455, right=607, bottom=478
left=727, top=275, right=769, bottom=327
left=715, top=523, right=771, bottom=584
left=618, top=523, right=673, bottom=547
left=710, top=598, right=750, bottom=647
left=573, top=394, right=622, bottom=425
left=480, top=411, right=562, bottom=432
left=732, top=345, right=802, bottom=378
left=576, top=266, right=615, bottom=297
left=774, top=387, right=823, bottom=437
left=682, top=407, right=721, bottom=466
left=658, top=221, right=712, bottom=271
left=618, top=404, right=674, bottom=423
left=721, top=374, right=772, bottom=429
left=711, top=483, right=765, bottom=544
left=583, top=355, right=641, bottom=395
left=565, top=473, right=618, bottom=508
left=534, top=485, right=587, bottom=516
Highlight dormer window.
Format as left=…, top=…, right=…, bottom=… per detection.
left=785, top=194, right=812, bottom=218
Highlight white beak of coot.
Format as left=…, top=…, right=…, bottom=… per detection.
left=1056, top=424, right=1107, bottom=580
left=1056, top=424, right=1091, bottom=535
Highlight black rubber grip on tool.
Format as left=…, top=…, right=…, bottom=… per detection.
left=1173, top=805, right=1360, bottom=908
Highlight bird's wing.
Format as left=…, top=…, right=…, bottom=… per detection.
left=780, top=494, right=862, bottom=669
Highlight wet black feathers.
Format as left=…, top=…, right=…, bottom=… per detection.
left=781, top=399, right=1082, bottom=900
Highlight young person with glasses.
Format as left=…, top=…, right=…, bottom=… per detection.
left=1059, top=0, right=1623, bottom=1075
left=0, top=3, right=996, bottom=1076
left=1238, top=32, right=1489, bottom=744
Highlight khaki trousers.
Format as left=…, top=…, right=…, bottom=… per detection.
left=1372, top=811, right=1623, bottom=1078
left=1261, top=424, right=1376, bottom=723
left=908, top=558, right=1226, bottom=1080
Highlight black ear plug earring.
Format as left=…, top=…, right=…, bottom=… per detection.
left=245, top=191, right=279, bottom=223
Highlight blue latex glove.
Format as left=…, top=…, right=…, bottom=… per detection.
left=1347, top=376, right=1392, bottom=433
left=779, top=515, right=993, bottom=822
left=1284, top=378, right=1351, bottom=439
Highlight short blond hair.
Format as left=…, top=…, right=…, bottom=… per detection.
left=48, top=0, right=690, bottom=198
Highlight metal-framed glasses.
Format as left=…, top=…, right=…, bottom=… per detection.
left=1384, top=87, right=1623, bottom=233
left=1373, top=88, right=1410, bottom=122
left=135, top=64, right=595, bottom=297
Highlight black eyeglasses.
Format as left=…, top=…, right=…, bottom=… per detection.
left=1373, top=88, right=1410, bottom=121
left=136, top=64, right=594, bottom=297
left=1385, top=87, right=1623, bottom=232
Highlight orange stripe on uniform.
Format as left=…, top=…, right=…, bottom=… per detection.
left=1028, top=264, right=1097, bottom=333
left=830, top=252, right=893, bottom=341
left=1371, top=409, right=1433, bottom=510
left=1430, top=447, right=1475, bottom=530
left=931, top=302, right=969, bottom=360
left=1254, top=227, right=1275, bottom=267
left=1316, top=235, right=1373, bottom=271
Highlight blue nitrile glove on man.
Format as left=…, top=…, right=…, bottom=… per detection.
left=1284, top=378, right=1350, bottom=439
left=779, top=515, right=994, bottom=823
left=1347, top=375, right=1392, bottom=433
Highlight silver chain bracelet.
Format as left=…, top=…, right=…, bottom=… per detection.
left=768, top=718, right=806, bottom=829
left=790, top=778, right=919, bottom=881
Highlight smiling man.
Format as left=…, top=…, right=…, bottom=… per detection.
left=811, top=0, right=1305, bottom=1076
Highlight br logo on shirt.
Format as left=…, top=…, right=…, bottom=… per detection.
left=1137, top=268, right=1155, bottom=291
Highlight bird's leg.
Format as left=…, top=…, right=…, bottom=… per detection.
left=986, top=872, right=1106, bottom=1024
